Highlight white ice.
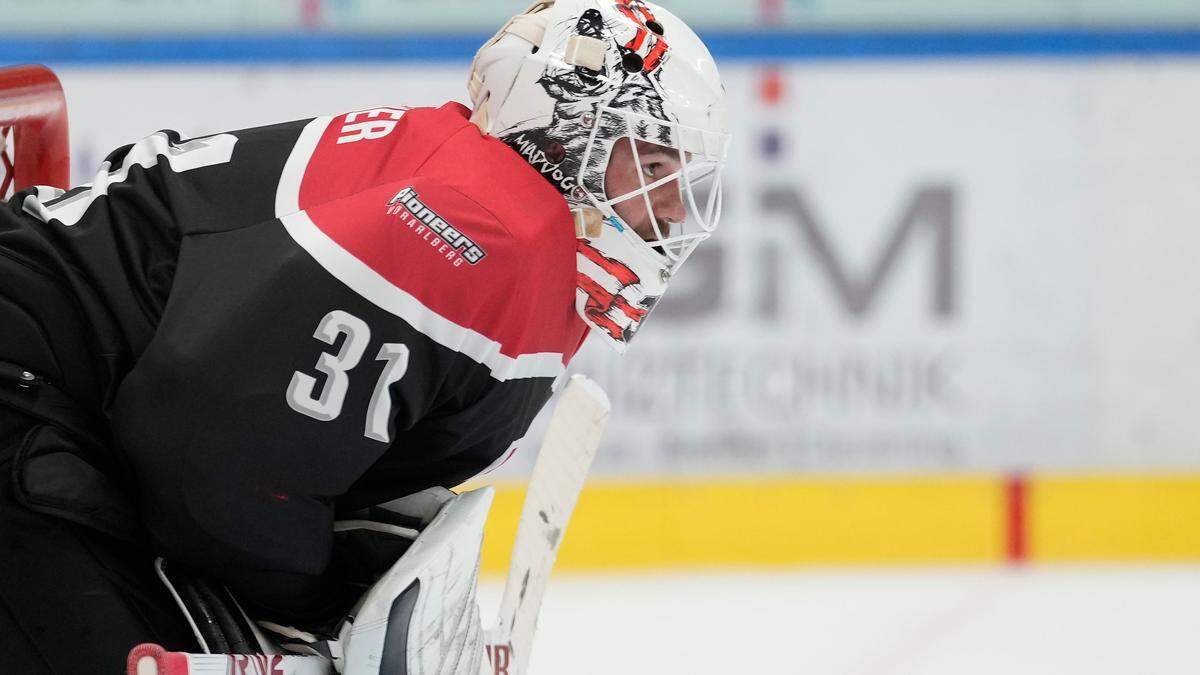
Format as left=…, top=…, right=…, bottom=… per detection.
left=478, top=566, right=1200, bottom=674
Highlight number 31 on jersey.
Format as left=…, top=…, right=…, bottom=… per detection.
left=285, top=310, right=408, bottom=443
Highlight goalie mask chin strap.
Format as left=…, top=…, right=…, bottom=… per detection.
left=573, top=207, right=604, bottom=238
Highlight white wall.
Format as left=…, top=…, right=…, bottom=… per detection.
left=52, top=58, right=1200, bottom=474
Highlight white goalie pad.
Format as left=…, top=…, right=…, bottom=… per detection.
left=337, top=487, right=494, bottom=675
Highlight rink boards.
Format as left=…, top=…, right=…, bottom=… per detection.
left=477, top=473, right=1200, bottom=571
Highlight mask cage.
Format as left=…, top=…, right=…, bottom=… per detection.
left=580, top=105, right=730, bottom=272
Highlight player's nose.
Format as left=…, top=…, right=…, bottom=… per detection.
left=652, top=182, right=686, bottom=229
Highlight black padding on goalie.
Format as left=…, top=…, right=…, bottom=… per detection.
left=195, top=577, right=255, bottom=654
left=0, top=295, right=58, bottom=382
left=11, top=423, right=140, bottom=541
left=176, top=570, right=232, bottom=655
left=0, top=240, right=107, bottom=406
left=0, top=424, right=198, bottom=672
left=332, top=526, right=416, bottom=599
left=380, top=579, right=421, bottom=675
left=156, top=559, right=263, bottom=655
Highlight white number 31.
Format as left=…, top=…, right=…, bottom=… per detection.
left=286, top=310, right=410, bottom=443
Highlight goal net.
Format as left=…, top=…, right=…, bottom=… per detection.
left=0, top=64, right=69, bottom=200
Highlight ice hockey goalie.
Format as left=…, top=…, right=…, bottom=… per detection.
left=0, top=0, right=728, bottom=671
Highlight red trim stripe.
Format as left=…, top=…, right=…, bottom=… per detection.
left=1005, top=474, right=1028, bottom=564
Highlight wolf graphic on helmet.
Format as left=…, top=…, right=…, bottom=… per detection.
left=499, top=2, right=672, bottom=203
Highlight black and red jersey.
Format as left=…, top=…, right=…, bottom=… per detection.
left=0, top=102, right=588, bottom=623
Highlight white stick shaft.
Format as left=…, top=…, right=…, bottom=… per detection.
left=485, top=375, right=610, bottom=675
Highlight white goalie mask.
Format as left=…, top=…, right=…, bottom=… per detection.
left=469, top=0, right=730, bottom=352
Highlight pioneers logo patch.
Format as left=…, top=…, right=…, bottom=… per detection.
left=387, top=186, right=487, bottom=267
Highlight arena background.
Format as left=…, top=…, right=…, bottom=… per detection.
left=4, top=2, right=1200, bottom=672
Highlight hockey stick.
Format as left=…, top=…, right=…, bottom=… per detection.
left=126, top=643, right=332, bottom=675
left=484, top=374, right=611, bottom=675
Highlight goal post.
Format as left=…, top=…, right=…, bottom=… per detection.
left=0, top=64, right=70, bottom=198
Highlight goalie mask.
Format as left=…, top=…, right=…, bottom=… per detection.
left=469, top=0, right=730, bottom=352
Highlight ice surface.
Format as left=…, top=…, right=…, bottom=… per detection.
left=479, top=566, right=1200, bottom=674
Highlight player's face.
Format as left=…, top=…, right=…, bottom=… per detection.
left=604, top=139, right=687, bottom=242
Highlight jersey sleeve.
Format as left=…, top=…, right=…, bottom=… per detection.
left=24, top=122, right=313, bottom=235
left=7, top=120, right=318, bottom=396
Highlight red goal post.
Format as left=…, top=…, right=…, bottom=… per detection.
left=0, top=64, right=70, bottom=198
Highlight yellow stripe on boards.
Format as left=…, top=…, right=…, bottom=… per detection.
left=1030, top=474, right=1200, bottom=561
left=476, top=475, right=1007, bottom=573
left=472, top=473, right=1200, bottom=571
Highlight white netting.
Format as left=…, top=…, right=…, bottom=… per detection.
left=0, top=65, right=71, bottom=199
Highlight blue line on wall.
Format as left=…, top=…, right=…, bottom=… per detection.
left=711, top=28, right=1200, bottom=60
left=2, top=29, right=1200, bottom=65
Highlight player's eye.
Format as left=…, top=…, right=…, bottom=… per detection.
left=643, top=162, right=662, bottom=179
